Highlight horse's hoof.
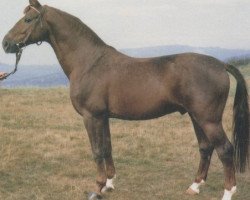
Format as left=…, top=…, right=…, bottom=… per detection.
left=186, top=187, right=199, bottom=195
left=101, top=178, right=115, bottom=193
left=87, top=192, right=103, bottom=200
left=186, top=180, right=205, bottom=195
left=101, top=186, right=114, bottom=193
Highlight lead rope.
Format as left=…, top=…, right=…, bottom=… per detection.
left=0, top=49, right=23, bottom=80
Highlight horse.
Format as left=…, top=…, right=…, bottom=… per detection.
left=2, top=1, right=249, bottom=200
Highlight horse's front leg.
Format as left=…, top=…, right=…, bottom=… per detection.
left=101, top=118, right=116, bottom=193
left=83, top=114, right=108, bottom=200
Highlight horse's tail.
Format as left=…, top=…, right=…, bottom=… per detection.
left=226, top=64, right=249, bottom=173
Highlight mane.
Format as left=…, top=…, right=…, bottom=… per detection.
left=46, top=6, right=106, bottom=46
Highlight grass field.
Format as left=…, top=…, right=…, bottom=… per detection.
left=0, top=66, right=249, bottom=200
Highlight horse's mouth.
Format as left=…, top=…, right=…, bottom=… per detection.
left=2, top=39, right=25, bottom=54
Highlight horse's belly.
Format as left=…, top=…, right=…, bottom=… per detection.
left=108, top=97, right=185, bottom=120
left=108, top=76, right=185, bottom=120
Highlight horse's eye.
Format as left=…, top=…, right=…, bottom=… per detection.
left=24, top=18, right=32, bottom=23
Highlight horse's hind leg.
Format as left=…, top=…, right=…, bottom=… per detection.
left=186, top=115, right=214, bottom=195
left=194, top=120, right=236, bottom=200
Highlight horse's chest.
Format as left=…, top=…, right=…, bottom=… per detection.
left=70, top=84, right=107, bottom=116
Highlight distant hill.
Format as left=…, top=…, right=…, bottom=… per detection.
left=1, top=45, right=250, bottom=88
left=227, top=56, right=250, bottom=66
left=121, top=45, right=250, bottom=61
left=0, top=64, right=68, bottom=88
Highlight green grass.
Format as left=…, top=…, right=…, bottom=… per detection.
left=0, top=66, right=249, bottom=200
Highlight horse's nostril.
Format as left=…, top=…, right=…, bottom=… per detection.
left=3, top=41, right=9, bottom=48
left=2, top=39, right=12, bottom=52
left=2, top=40, right=9, bottom=50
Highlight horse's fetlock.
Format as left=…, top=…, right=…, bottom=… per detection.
left=96, top=180, right=106, bottom=191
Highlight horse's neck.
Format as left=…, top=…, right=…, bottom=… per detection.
left=45, top=6, right=106, bottom=78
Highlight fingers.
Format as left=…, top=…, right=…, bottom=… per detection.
left=0, top=72, right=7, bottom=80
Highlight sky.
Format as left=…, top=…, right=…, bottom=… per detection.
left=0, top=0, right=250, bottom=65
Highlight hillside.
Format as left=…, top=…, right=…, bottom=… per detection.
left=0, top=45, right=250, bottom=88
left=121, top=45, right=250, bottom=61
left=0, top=64, right=68, bottom=88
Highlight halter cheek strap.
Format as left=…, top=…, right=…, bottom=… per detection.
left=29, top=6, right=41, bottom=14
left=21, top=5, right=44, bottom=46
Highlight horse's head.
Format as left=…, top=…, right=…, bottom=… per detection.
left=2, top=0, right=48, bottom=54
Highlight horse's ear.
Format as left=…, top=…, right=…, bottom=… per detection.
left=24, top=6, right=31, bottom=14
left=29, top=0, right=42, bottom=8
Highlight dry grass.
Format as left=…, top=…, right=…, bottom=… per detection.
left=0, top=67, right=249, bottom=200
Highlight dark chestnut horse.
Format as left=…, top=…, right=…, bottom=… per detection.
left=2, top=1, right=249, bottom=199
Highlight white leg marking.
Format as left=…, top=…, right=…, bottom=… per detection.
left=101, top=175, right=116, bottom=193
left=106, top=178, right=115, bottom=189
left=188, top=180, right=205, bottom=194
left=222, top=186, right=236, bottom=200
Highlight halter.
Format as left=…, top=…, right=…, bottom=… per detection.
left=0, top=5, right=44, bottom=81
left=29, top=6, right=41, bottom=14
left=20, top=5, right=44, bottom=46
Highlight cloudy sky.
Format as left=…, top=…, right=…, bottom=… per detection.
left=0, top=0, right=249, bottom=65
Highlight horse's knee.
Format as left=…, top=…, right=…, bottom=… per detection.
left=199, top=144, right=213, bottom=159
left=92, top=147, right=105, bottom=163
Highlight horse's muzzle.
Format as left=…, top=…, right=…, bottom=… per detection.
left=2, top=37, right=20, bottom=53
